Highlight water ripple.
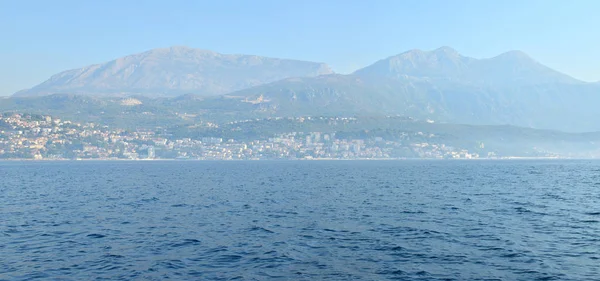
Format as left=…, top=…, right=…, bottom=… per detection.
left=1, top=160, right=599, bottom=280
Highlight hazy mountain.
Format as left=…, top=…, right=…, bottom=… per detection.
left=352, top=47, right=474, bottom=81
left=216, top=47, right=600, bottom=132
left=353, top=46, right=582, bottom=85
left=14, top=46, right=334, bottom=97
left=216, top=74, right=444, bottom=117
left=6, top=47, right=600, bottom=132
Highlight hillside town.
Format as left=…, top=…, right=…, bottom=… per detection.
left=0, top=113, right=492, bottom=160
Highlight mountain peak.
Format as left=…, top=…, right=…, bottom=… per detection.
left=492, top=50, right=535, bottom=61
left=14, top=48, right=334, bottom=97
left=475, top=50, right=581, bottom=84
left=396, top=48, right=424, bottom=58
left=384, top=47, right=465, bottom=65
left=169, top=45, right=193, bottom=50
left=354, top=47, right=580, bottom=85
left=354, top=46, right=470, bottom=79
left=143, top=46, right=218, bottom=57
left=397, top=46, right=460, bottom=57
left=433, top=46, right=460, bottom=56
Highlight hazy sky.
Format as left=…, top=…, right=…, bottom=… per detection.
left=1, top=0, right=599, bottom=95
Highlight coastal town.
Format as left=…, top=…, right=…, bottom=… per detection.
left=0, top=113, right=492, bottom=160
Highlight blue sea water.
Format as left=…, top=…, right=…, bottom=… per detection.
left=1, top=160, right=599, bottom=280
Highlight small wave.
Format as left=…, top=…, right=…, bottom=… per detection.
left=87, top=233, right=106, bottom=238
left=514, top=207, right=533, bottom=214
left=584, top=212, right=600, bottom=216
left=377, top=269, right=407, bottom=276
left=501, top=252, right=524, bottom=258
left=249, top=226, right=275, bottom=233
left=534, top=275, right=561, bottom=281
left=103, top=254, right=125, bottom=259
left=400, top=210, right=426, bottom=214
left=542, top=193, right=567, bottom=201
left=169, top=239, right=201, bottom=248
left=480, top=246, right=504, bottom=251
left=170, top=203, right=188, bottom=207
left=214, top=254, right=243, bottom=263
left=156, top=259, right=186, bottom=269
left=374, top=245, right=407, bottom=252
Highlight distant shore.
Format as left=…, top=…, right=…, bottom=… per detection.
left=0, top=157, right=592, bottom=162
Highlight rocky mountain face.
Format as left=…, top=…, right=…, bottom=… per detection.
left=221, top=47, right=600, bottom=132
left=8, top=46, right=600, bottom=132
left=353, top=47, right=581, bottom=85
left=14, top=46, right=334, bottom=97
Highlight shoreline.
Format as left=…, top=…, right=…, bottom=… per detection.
left=0, top=157, right=593, bottom=162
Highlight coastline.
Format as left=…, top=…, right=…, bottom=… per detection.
left=0, top=156, right=590, bottom=162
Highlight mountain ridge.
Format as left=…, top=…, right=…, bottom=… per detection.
left=8, top=46, right=600, bottom=132
left=15, top=46, right=591, bottom=98
left=14, top=46, right=334, bottom=97
left=353, top=47, right=582, bottom=85
left=213, top=47, right=600, bottom=132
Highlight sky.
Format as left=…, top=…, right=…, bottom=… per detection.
left=1, top=0, right=599, bottom=96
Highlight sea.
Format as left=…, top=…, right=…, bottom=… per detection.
left=1, top=160, right=599, bottom=280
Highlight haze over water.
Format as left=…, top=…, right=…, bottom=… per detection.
left=1, top=160, right=599, bottom=280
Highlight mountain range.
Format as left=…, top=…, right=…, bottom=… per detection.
left=354, top=47, right=581, bottom=85
left=212, top=47, right=599, bottom=132
left=14, top=46, right=333, bottom=97
left=7, top=46, right=600, bottom=132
